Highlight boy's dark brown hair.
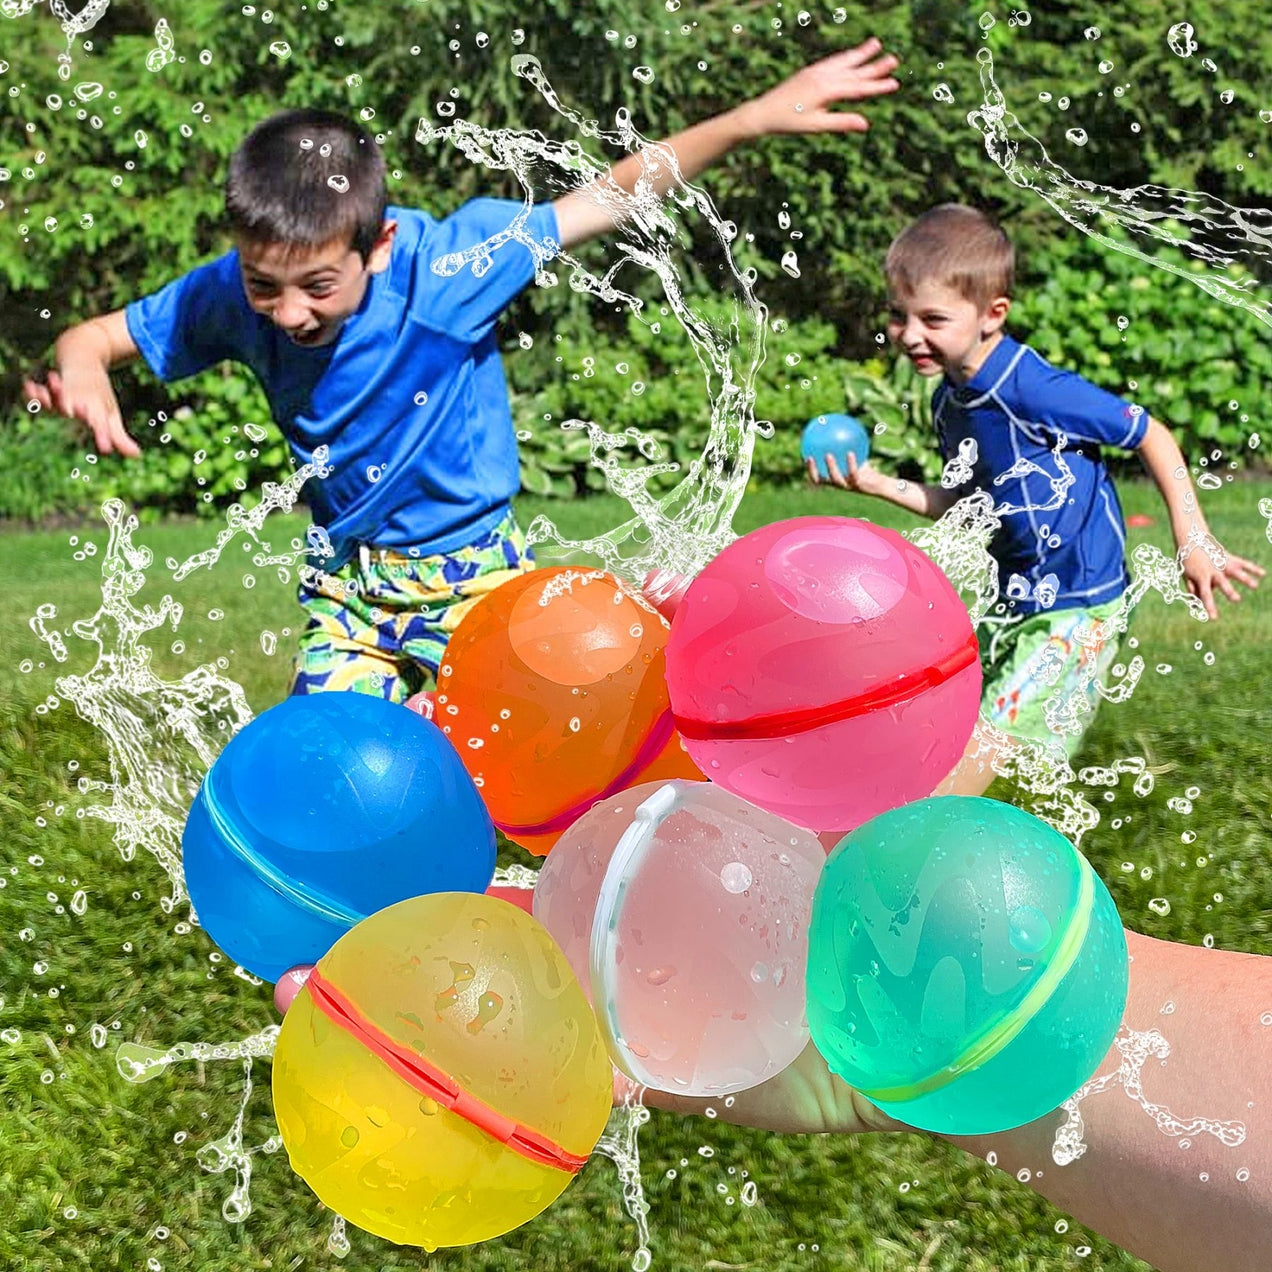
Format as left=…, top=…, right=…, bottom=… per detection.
left=885, top=204, right=1014, bottom=309
left=226, top=109, right=387, bottom=262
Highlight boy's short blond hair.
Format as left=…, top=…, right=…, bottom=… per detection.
left=885, top=204, right=1014, bottom=309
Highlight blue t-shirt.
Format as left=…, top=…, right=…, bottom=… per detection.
left=933, top=335, right=1149, bottom=615
left=126, top=199, right=559, bottom=568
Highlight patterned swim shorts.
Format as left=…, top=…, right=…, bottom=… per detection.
left=290, top=510, right=534, bottom=702
left=979, top=596, right=1126, bottom=758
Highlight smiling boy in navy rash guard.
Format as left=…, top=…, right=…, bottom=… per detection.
left=808, top=203, right=1263, bottom=789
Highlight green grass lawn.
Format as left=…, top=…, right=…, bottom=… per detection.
left=1, top=478, right=1269, bottom=1272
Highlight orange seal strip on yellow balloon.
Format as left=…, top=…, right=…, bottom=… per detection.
left=305, top=967, right=590, bottom=1174
left=673, top=630, right=980, bottom=741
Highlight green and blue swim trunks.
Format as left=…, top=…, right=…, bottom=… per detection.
left=978, top=597, right=1126, bottom=757
left=290, top=510, right=534, bottom=702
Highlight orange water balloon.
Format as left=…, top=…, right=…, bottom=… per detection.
left=436, top=567, right=701, bottom=855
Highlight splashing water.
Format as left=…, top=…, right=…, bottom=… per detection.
left=1053, top=1027, right=1247, bottom=1167
left=5, top=15, right=1265, bottom=1266
left=421, top=53, right=768, bottom=584
left=116, top=1029, right=283, bottom=1221
left=594, top=1089, right=655, bottom=1272
left=969, top=48, right=1272, bottom=331
left=31, top=457, right=328, bottom=916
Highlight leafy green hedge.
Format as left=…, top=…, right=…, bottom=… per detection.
left=3, top=0, right=1269, bottom=521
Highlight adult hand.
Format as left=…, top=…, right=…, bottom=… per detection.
left=635, top=1041, right=905, bottom=1136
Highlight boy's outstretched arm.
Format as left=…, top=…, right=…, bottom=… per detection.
left=642, top=929, right=1272, bottom=1272
left=808, top=448, right=960, bottom=520
left=552, top=38, right=900, bottom=251
left=1137, top=416, right=1264, bottom=617
left=22, top=308, right=142, bottom=457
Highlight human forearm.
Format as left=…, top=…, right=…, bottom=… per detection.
left=1138, top=416, right=1207, bottom=545
left=946, top=931, right=1272, bottom=1272
left=644, top=929, right=1272, bottom=1271
left=858, top=468, right=959, bottom=520
left=1135, top=415, right=1265, bottom=615
left=54, top=316, right=121, bottom=376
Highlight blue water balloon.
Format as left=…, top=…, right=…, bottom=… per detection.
left=183, top=693, right=496, bottom=982
left=807, top=796, right=1127, bottom=1135
left=801, top=412, right=871, bottom=480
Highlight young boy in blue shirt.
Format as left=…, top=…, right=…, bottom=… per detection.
left=25, top=39, right=900, bottom=703
left=809, top=203, right=1262, bottom=791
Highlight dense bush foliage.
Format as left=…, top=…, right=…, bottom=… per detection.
left=2, top=0, right=1269, bottom=521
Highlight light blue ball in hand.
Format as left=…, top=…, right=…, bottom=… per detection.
left=801, top=413, right=871, bottom=480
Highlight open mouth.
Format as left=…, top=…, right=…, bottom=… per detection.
left=287, top=326, right=325, bottom=346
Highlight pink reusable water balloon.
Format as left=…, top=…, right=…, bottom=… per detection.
left=533, top=778, right=826, bottom=1096
left=664, top=516, right=981, bottom=833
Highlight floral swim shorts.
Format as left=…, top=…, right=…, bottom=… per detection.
left=289, top=510, right=534, bottom=702
left=979, top=596, right=1126, bottom=758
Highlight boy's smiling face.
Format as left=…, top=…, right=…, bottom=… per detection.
left=237, top=221, right=395, bottom=347
left=886, top=279, right=1010, bottom=385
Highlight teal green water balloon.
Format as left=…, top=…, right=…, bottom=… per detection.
left=807, top=796, right=1127, bottom=1135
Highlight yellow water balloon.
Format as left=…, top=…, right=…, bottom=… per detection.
left=272, top=891, right=613, bottom=1250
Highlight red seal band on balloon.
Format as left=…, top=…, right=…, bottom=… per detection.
left=498, top=708, right=679, bottom=839
left=304, top=967, right=589, bottom=1174
left=673, top=630, right=981, bottom=742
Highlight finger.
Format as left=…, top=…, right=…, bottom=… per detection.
left=21, top=381, right=54, bottom=411
left=1192, top=576, right=1219, bottom=621
left=845, top=451, right=860, bottom=479
left=805, top=457, right=823, bottom=486
left=810, top=112, right=872, bottom=134
left=85, top=405, right=116, bottom=455
left=1229, top=555, right=1266, bottom=583
left=834, top=36, right=885, bottom=68
left=1214, top=573, right=1242, bottom=605
left=110, top=423, right=141, bottom=459
left=825, top=453, right=848, bottom=487
left=104, top=399, right=141, bottom=457
left=274, top=965, right=314, bottom=1015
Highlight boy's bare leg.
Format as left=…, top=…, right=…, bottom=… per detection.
left=933, top=728, right=1009, bottom=798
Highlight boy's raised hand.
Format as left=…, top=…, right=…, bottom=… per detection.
left=742, top=37, right=901, bottom=136
left=23, top=365, right=140, bottom=458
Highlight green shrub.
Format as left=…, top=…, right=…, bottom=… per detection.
left=5, top=0, right=1271, bottom=521
left=0, top=413, right=95, bottom=524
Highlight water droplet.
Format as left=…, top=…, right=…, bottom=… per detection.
left=1008, top=904, right=1053, bottom=953
left=720, top=861, right=753, bottom=894
left=1168, top=22, right=1198, bottom=58
left=1066, top=128, right=1089, bottom=146
left=633, top=66, right=655, bottom=84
